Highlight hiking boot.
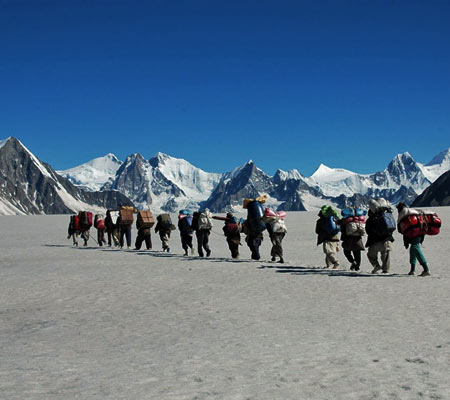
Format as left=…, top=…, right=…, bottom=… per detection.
left=419, top=271, right=430, bottom=277
left=206, top=249, right=211, bottom=257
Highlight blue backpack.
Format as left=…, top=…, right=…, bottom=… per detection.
left=325, top=215, right=340, bottom=236
left=373, top=210, right=396, bottom=236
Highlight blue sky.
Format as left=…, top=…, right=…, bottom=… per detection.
left=1, top=0, right=449, bottom=176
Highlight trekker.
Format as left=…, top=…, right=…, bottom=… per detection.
left=339, top=209, right=365, bottom=271
left=117, top=215, right=132, bottom=249
left=94, top=214, right=107, bottom=247
left=266, top=220, right=286, bottom=263
left=67, top=214, right=81, bottom=246
left=134, top=218, right=152, bottom=250
left=105, top=210, right=119, bottom=247
left=397, top=202, right=430, bottom=277
left=78, top=211, right=93, bottom=247
left=192, top=209, right=212, bottom=257
left=178, top=211, right=194, bottom=256
left=118, top=206, right=134, bottom=249
left=243, top=219, right=264, bottom=260
left=222, top=212, right=241, bottom=259
left=315, top=207, right=340, bottom=269
left=366, top=209, right=394, bottom=274
left=155, top=213, right=173, bottom=252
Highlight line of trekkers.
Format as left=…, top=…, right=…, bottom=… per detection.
left=67, top=196, right=441, bottom=275
left=66, top=197, right=288, bottom=263
left=315, top=198, right=442, bottom=277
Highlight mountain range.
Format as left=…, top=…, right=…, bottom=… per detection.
left=1, top=136, right=449, bottom=215
left=0, top=137, right=132, bottom=215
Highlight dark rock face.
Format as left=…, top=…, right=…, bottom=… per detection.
left=412, top=170, right=450, bottom=207
left=104, top=153, right=186, bottom=211
left=0, top=138, right=133, bottom=214
left=203, top=162, right=275, bottom=212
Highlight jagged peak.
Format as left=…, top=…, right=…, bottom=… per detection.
left=0, top=136, right=28, bottom=151
left=0, top=136, right=14, bottom=149
left=124, top=153, right=146, bottom=164
left=392, top=151, right=413, bottom=161
left=387, top=152, right=418, bottom=170
left=425, top=147, right=450, bottom=166
left=274, top=168, right=303, bottom=181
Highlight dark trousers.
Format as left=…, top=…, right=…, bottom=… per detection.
left=97, top=228, right=106, bottom=246
left=135, top=232, right=152, bottom=250
left=246, top=236, right=262, bottom=260
left=196, top=230, right=211, bottom=256
left=227, top=236, right=240, bottom=259
left=344, top=249, right=361, bottom=268
left=180, top=233, right=193, bottom=252
left=119, top=226, right=132, bottom=248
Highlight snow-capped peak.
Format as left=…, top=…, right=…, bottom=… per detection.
left=419, top=147, right=450, bottom=182
left=426, top=148, right=450, bottom=166
left=57, top=153, right=123, bottom=192
left=311, top=163, right=357, bottom=183
left=149, top=153, right=222, bottom=199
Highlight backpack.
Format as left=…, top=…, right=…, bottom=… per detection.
left=325, top=215, right=340, bottom=235
left=157, top=213, right=172, bottom=229
left=372, top=210, right=396, bottom=236
left=70, top=215, right=80, bottom=232
left=246, top=201, right=266, bottom=233
left=321, top=205, right=341, bottom=218
left=341, top=215, right=366, bottom=236
left=198, top=210, right=213, bottom=230
left=94, top=214, right=105, bottom=230
left=119, top=207, right=134, bottom=226
left=345, top=220, right=366, bottom=236
left=137, top=210, right=155, bottom=228
left=341, top=208, right=354, bottom=218
left=399, top=209, right=441, bottom=238
left=223, top=222, right=239, bottom=236
left=79, top=211, right=93, bottom=229
left=179, top=215, right=193, bottom=233
left=369, top=198, right=391, bottom=214
left=269, top=217, right=287, bottom=234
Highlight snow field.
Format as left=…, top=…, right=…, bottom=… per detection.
left=1, top=210, right=449, bottom=399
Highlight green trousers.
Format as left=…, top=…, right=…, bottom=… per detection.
left=409, top=237, right=429, bottom=272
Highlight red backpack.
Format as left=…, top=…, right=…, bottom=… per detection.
left=71, top=215, right=80, bottom=231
